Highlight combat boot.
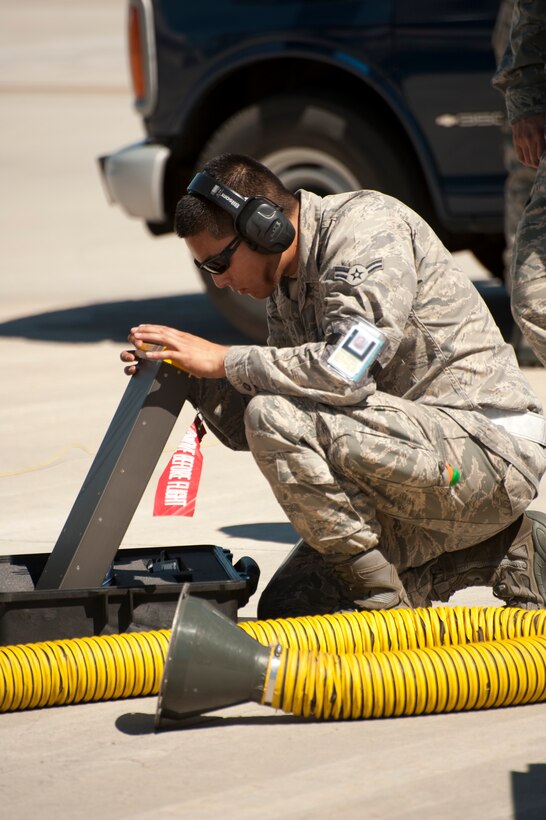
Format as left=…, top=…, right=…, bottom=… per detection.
left=399, top=564, right=434, bottom=608
left=399, top=552, right=503, bottom=609
left=492, top=510, right=546, bottom=609
left=399, top=516, right=522, bottom=607
left=327, top=548, right=411, bottom=610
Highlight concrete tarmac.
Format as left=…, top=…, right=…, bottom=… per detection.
left=1, top=3, right=546, bottom=818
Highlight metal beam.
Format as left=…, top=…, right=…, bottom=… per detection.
left=37, top=362, right=190, bottom=590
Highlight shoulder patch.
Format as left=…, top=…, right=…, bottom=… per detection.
left=333, top=260, right=383, bottom=285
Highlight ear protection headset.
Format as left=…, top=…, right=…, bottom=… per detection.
left=187, top=170, right=295, bottom=254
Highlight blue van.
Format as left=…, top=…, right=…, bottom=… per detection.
left=99, top=0, right=506, bottom=339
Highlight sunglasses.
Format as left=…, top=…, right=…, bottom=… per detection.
left=193, top=236, right=242, bottom=275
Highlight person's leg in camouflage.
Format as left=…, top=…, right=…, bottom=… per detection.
left=258, top=539, right=411, bottom=619
left=510, top=151, right=546, bottom=366
left=245, top=392, right=418, bottom=614
left=400, top=510, right=546, bottom=610
left=492, top=0, right=537, bottom=363
left=244, top=391, right=544, bottom=616
left=502, top=132, right=536, bottom=293
left=257, top=539, right=347, bottom=619
left=494, top=509, right=546, bottom=608
left=258, top=510, right=546, bottom=617
left=257, top=510, right=546, bottom=617
left=502, top=136, right=538, bottom=363
left=399, top=516, right=522, bottom=607
left=185, top=379, right=546, bottom=613
left=187, top=379, right=411, bottom=616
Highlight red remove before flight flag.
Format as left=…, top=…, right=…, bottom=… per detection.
left=153, top=415, right=206, bottom=516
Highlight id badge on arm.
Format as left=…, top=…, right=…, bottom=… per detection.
left=327, top=319, right=387, bottom=382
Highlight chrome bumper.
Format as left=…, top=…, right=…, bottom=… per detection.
left=97, top=141, right=170, bottom=223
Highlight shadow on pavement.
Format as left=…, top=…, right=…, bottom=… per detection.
left=0, top=284, right=514, bottom=345
left=0, top=293, right=253, bottom=345
left=511, top=763, right=546, bottom=819
left=219, top=522, right=296, bottom=544
left=115, top=710, right=309, bottom=735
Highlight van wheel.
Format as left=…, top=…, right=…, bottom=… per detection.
left=196, top=94, right=429, bottom=341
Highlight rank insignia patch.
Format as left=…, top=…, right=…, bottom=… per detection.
left=333, top=259, right=383, bottom=284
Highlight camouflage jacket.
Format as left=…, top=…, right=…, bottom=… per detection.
left=224, top=190, right=541, bottom=424
left=492, top=0, right=546, bottom=122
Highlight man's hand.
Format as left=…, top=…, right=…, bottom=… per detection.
left=512, top=113, right=546, bottom=168
left=120, top=324, right=228, bottom=378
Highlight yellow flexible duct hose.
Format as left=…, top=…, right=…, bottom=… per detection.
left=0, top=630, right=170, bottom=712
left=264, top=636, right=546, bottom=720
left=239, top=605, right=546, bottom=654
left=1, top=606, right=546, bottom=716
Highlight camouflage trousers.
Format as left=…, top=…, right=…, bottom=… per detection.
left=502, top=133, right=536, bottom=284
left=511, top=148, right=546, bottom=366
left=190, top=381, right=544, bottom=617
left=243, top=392, right=544, bottom=617
left=256, top=524, right=524, bottom=619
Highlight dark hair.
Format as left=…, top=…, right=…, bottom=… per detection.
left=174, top=153, right=298, bottom=239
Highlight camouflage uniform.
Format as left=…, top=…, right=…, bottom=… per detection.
left=190, top=190, right=546, bottom=616
left=492, top=0, right=537, bottom=286
left=511, top=153, right=546, bottom=364
left=493, top=0, right=546, bottom=364
left=492, top=0, right=546, bottom=126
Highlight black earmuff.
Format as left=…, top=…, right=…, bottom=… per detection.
left=187, top=170, right=295, bottom=254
